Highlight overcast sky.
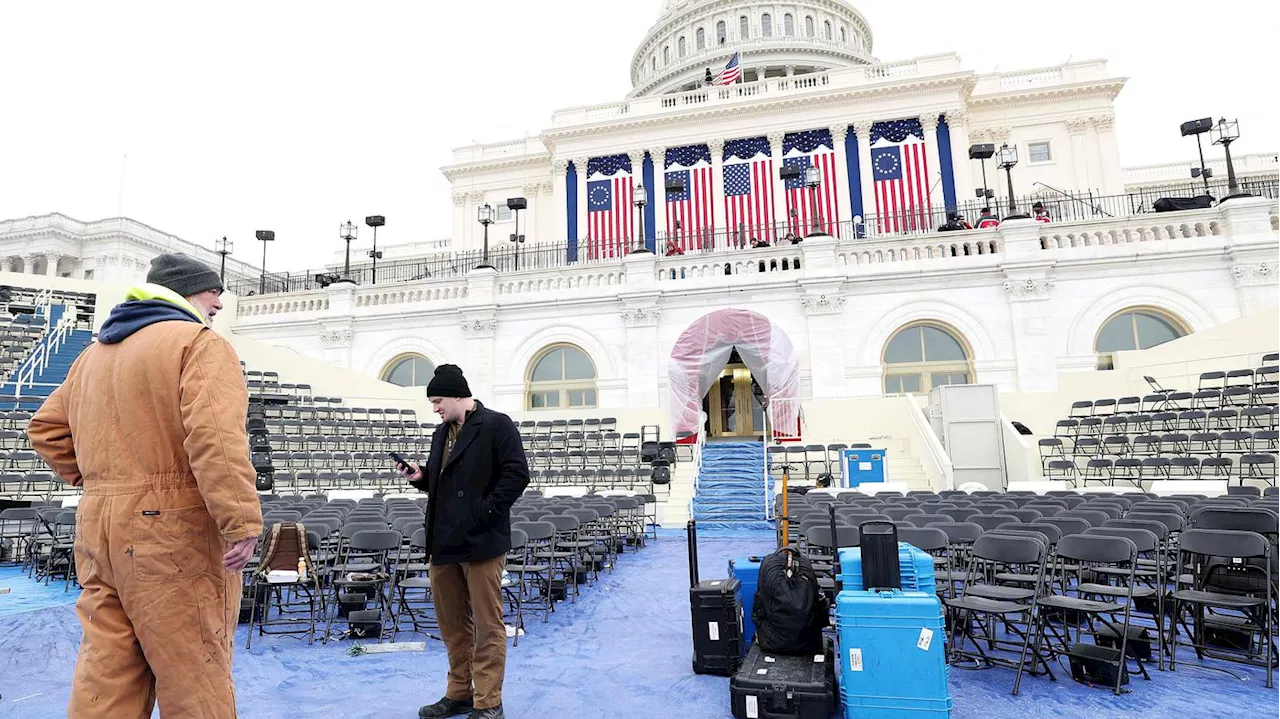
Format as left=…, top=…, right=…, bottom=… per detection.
left=2, top=0, right=1275, bottom=272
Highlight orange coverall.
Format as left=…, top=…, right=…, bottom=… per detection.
left=29, top=317, right=262, bottom=718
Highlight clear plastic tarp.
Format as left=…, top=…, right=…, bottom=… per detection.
left=668, top=308, right=801, bottom=438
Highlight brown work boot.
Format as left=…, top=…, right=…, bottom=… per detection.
left=469, top=706, right=504, bottom=719
left=418, top=696, right=474, bottom=718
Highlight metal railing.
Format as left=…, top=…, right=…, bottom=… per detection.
left=237, top=178, right=1279, bottom=297
left=13, top=310, right=75, bottom=399
left=687, top=411, right=708, bottom=521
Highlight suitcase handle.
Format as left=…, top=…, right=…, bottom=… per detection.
left=858, top=520, right=898, bottom=542
left=687, top=520, right=699, bottom=588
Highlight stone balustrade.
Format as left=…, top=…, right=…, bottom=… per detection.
left=656, top=247, right=804, bottom=282
left=1038, top=212, right=1221, bottom=250
left=236, top=293, right=330, bottom=318
left=836, top=232, right=999, bottom=266
left=353, top=285, right=468, bottom=307
left=497, top=269, right=626, bottom=295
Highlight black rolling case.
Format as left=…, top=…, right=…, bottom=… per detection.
left=689, top=520, right=744, bottom=675
left=730, top=637, right=837, bottom=719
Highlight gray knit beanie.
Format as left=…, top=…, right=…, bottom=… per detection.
left=146, top=253, right=223, bottom=297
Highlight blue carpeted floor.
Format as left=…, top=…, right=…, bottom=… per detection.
left=1, top=531, right=1277, bottom=718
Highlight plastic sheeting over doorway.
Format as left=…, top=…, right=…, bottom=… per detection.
left=668, top=308, right=801, bottom=439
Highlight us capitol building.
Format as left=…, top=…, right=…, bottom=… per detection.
left=3, top=0, right=1277, bottom=444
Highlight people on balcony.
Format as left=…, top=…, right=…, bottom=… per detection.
left=939, top=212, right=972, bottom=232
left=975, top=208, right=1000, bottom=229
left=665, top=239, right=685, bottom=256
left=1033, top=202, right=1051, bottom=223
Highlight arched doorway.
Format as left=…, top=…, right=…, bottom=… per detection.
left=702, top=348, right=766, bottom=438
left=668, top=308, right=802, bottom=441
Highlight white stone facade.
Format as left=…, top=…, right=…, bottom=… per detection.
left=225, top=199, right=1280, bottom=425
left=0, top=214, right=261, bottom=286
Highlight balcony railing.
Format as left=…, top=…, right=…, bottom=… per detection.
left=232, top=180, right=1278, bottom=296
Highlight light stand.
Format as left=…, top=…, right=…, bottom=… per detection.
left=507, top=197, right=527, bottom=270
left=997, top=144, right=1021, bottom=218
left=476, top=204, right=495, bottom=269
left=365, top=215, right=385, bottom=283
left=255, top=230, right=274, bottom=295
left=1180, top=118, right=1215, bottom=197
left=632, top=184, right=651, bottom=253
left=339, top=220, right=358, bottom=280
left=968, top=143, right=996, bottom=214
left=1211, top=118, right=1249, bottom=199
left=804, top=165, right=824, bottom=235
left=215, top=236, right=233, bottom=283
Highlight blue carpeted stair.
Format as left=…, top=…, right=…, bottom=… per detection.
left=692, top=441, right=773, bottom=529
left=1, top=305, right=94, bottom=411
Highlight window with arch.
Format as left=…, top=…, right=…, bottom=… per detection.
left=716, top=20, right=727, bottom=44
left=784, top=13, right=795, bottom=36
left=663, top=45, right=670, bottom=64
left=527, top=344, right=598, bottom=409
left=805, top=15, right=815, bottom=36
left=739, top=15, right=749, bottom=39
left=651, top=55, right=657, bottom=71
left=678, top=36, right=686, bottom=57
left=762, top=13, right=772, bottom=37
left=840, top=26, right=846, bottom=43
left=382, top=354, right=436, bottom=388
left=824, top=20, right=832, bottom=39
left=696, top=27, right=706, bottom=50
left=1094, top=308, right=1188, bottom=370
left=882, top=323, right=973, bottom=394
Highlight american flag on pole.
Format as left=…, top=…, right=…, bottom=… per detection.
left=713, top=52, right=741, bottom=85
left=723, top=137, right=776, bottom=245
left=586, top=154, right=635, bottom=259
left=664, top=145, right=714, bottom=252
left=783, top=130, right=840, bottom=237
left=870, top=118, right=934, bottom=233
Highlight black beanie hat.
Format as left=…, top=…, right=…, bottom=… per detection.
left=427, top=364, right=471, bottom=398
left=147, top=253, right=223, bottom=297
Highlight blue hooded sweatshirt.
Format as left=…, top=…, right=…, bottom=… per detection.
left=97, top=284, right=205, bottom=345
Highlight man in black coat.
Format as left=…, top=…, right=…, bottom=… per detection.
left=400, top=364, right=529, bottom=719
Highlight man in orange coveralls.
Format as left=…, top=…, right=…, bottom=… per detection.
left=29, top=252, right=263, bottom=718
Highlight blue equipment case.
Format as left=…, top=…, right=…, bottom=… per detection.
left=835, top=589, right=952, bottom=718
left=837, top=543, right=937, bottom=592
left=729, top=556, right=763, bottom=654
left=840, top=448, right=886, bottom=487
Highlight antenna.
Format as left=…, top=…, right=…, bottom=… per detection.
left=117, top=154, right=128, bottom=217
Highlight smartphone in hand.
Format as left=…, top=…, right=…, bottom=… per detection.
left=389, top=451, right=409, bottom=473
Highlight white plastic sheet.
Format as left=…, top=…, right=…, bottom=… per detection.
left=668, top=309, right=801, bottom=437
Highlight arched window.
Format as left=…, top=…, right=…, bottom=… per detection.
left=1094, top=308, right=1188, bottom=370
left=663, top=45, right=670, bottom=64
left=696, top=27, right=706, bottom=50
left=784, top=13, right=795, bottom=36
left=382, top=354, right=435, bottom=388
left=739, top=15, right=749, bottom=39
left=805, top=15, right=815, bottom=37
left=824, top=20, right=832, bottom=39
left=678, top=36, right=687, bottom=57
left=651, top=55, right=657, bottom=71
left=716, top=20, right=726, bottom=44
left=762, top=13, right=772, bottom=37
left=882, top=323, right=973, bottom=395
left=527, top=344, right=598, bottom=409
left=840, top=26, right=846, bottom=43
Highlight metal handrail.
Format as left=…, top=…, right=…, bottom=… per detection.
left=687, top=411, right=708, bottom=520
left=14, top=311, right=75, bottom=399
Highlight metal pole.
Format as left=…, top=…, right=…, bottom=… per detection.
left=259, top=239, right=267, bottom=295
left=219, top=252, right=227, bottom=283
left=371, top=226, right=379, bottom=284
left=482, top=222, right=490, bottom=265
left=343, top=239, right=352, bottom=277
left=1005, top=166, right=1017, bottom=216
left=1223, top=139, right=1240, bottom=196
left=1195, top=134, right=1211, bottom=196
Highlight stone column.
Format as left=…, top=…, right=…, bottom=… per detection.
left=1065, top=118, right=1092, bottom=193
left=798, top=279, right=848, bottom=399
left=919, top=114, right=942, bottom=215
left=649, top=146, right=668, bottom=243
left=0, top=256, right=13, bottom=273
left=22, top=253, right=38, bottom=275
left=707, top=139, right=726, bottom=249
left=827, top=124, right=850, bottom=233
left=461, top=267, right=499, bottom=399
left=853, top=120, right=876, bottom=226
left=320, top=281, right=357, bottom=370
left=574, top=156, right=590, bottom=253
left=767, top=131, right=788, bottom=240
left=1090, top=113, right=1121, bottom=195
left=451, top=192, right=469, bottom=253
left=620, top=295, right=662, bottom=408
left=943, top=109, right=975, bottom=209
left=1002, top=275, right=1058, bottom=392
left=552, top=158, right=569, bottom=245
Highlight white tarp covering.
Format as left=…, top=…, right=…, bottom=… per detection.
left=668, top=308, right=801, bottom=437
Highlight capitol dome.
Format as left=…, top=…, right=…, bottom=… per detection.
left=631, top=0, right=876, bottom=97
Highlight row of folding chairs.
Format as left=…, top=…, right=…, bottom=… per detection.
left=1042, top=455, right=1277, bottom=487
left=1043, top=430, right=1278, bottom=458
left=1056, top=406, right=1279, bottom=437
